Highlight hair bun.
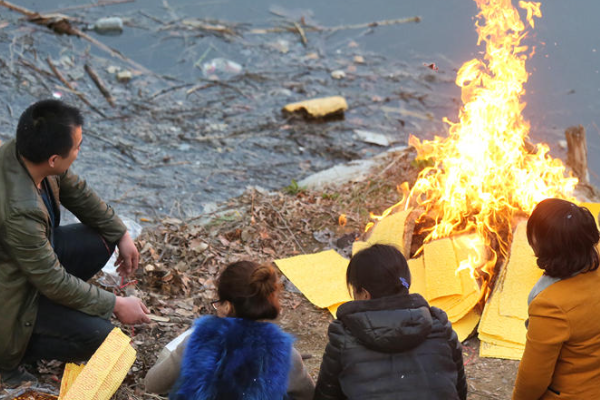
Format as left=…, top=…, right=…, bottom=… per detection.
left=250, top=264, right=278, bottom=298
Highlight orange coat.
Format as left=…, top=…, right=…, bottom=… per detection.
left=513, top=268, right=600, bottom=400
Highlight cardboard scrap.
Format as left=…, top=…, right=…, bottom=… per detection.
left=282, top=96, right=348, bottom=118
left=59, top=328, right=136, bottom=400
left=275, top=250, right=352, bottom=308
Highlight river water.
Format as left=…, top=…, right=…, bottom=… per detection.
left=0, top=0, right=598, bottom=221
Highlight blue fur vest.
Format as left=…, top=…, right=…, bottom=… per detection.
left=170, top=316, right=294, bottom=400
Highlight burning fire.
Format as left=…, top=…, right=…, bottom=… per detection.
left=369, top=0, right=577, bottom=286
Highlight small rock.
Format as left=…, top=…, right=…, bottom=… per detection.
left=331, top=70, right=346, bottom=80
left=107, top=65, right=120, bottom=74
left=353, top=55, right=365, bottom=64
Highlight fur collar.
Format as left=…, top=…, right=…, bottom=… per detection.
left=176, top=316, right=293, bottom=400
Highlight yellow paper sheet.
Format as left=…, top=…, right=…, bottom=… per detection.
left=327, top=302, right=345, bottom=318
left=59, top=363, right=85, bottom=400
left=499, top=222, right=541, bottom=320
left=275, top=250, right=352, bottom=308
left=479, top=340, right=524, bottom=360
left=430, top=274, right=480, bottom=322
left=407, top=257, right=426, bottom=297
left=581, top=202, right=600, bottom=225
left=479, top=285, right=529, bottom=347
left=424, top=238, right=463, bottom=300
left=452, top=308, right=481, bottom=342
left=62, top=328, right=136, bottom=400
left=352, top=240, right=370, bottom=256
left=365, top=209, right=412, bottom=257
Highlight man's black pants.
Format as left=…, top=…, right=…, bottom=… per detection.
left=22, top=224, right=116, bottom=365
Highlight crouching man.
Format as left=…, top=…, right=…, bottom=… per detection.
left=0, top=100, right=150, bottom=388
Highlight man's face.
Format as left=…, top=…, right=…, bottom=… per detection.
left=52, top=125, right=82, bottom=173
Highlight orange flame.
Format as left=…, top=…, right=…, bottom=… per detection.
left=370, top=0, right=576, bottom=281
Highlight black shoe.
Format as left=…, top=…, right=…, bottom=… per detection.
left=0, top=366, right=38, bottom=389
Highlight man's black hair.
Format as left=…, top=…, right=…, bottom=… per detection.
left=16, top=99, right=84, bottom=164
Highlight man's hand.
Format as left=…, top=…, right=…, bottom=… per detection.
left=115, top=231, right=139, bottom=278
left=114, top=296, right=151, bottom=325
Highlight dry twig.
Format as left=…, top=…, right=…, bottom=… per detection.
left=248, top=16, right=420, bottom=35
left=43, top=0, right=135, bottom=14
left=46, top=56, right=106, bottom=117
left=84, top=63, right=116, bottom=107
left=0, top=0, right=154, bottom=75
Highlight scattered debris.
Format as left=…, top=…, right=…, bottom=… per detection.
left=283, top=96, right=348, bottom=118
left=353, top=55, right=365, bottom=64
left=116, top=70, right=132, bottom=83
left=90, top=16, right=124, bottom=35
left=354, top=129, right=391, bottom=147
left=201, top=58, right=243, bottom=79
left=330, top=70, right=346, bottom=80
left=423, top=62, right=439, bottom=71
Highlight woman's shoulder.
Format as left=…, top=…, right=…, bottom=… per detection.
left=533, top=269, right=600, bottom=311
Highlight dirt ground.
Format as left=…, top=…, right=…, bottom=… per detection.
left=2, top=147, right=529, bottom=400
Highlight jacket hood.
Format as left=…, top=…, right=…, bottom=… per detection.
left=337, top=293, right=433, bottom=352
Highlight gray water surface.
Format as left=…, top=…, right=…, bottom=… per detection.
left=1, top=0, right=598, bottom=220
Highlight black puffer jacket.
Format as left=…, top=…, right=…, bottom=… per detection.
left=314, top=293, right=467, bottom=400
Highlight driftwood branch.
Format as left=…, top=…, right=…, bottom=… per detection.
left=0, top=0, right=153, bottom=75
left=46, top=56, right=106, bottom=117
left=84, top=64, right=116, bottom=107
left=565, top=125, right=589, bottom=184
left=248, top=16, right=421, bottom=35
left=43, top=0, right=135, bottom=14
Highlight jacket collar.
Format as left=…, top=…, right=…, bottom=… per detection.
left=337, top=292, right=429, bottom=318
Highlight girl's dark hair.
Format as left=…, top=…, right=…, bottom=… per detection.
left=217, top=261, right=281, bottom=320
left=346, top=244, right=411, bottom=299
left=16, top=99, right=84, bottom=163
left=527, top=198, right=600, bottom=278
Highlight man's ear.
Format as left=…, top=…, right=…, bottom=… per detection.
left=48, top=154, right=59, bottom=168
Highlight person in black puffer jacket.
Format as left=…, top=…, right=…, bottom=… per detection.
left=314, top=244, right=467, bottom=400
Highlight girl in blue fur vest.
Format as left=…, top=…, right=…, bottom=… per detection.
left=145, top=261, right=314, bottom=400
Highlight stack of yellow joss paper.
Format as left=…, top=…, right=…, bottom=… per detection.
left=58, top=328, right=136, bottom=400
left=275, top=203, right=600, bottom=357
left=275, top=209, right=483, bottom=342
left=478, top=202, right=600, bottom=359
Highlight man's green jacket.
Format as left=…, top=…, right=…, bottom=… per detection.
left=0, top=139, right=126, bottom=370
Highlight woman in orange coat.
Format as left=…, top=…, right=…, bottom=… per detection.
left=513, top=198, right=600, bottom=400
